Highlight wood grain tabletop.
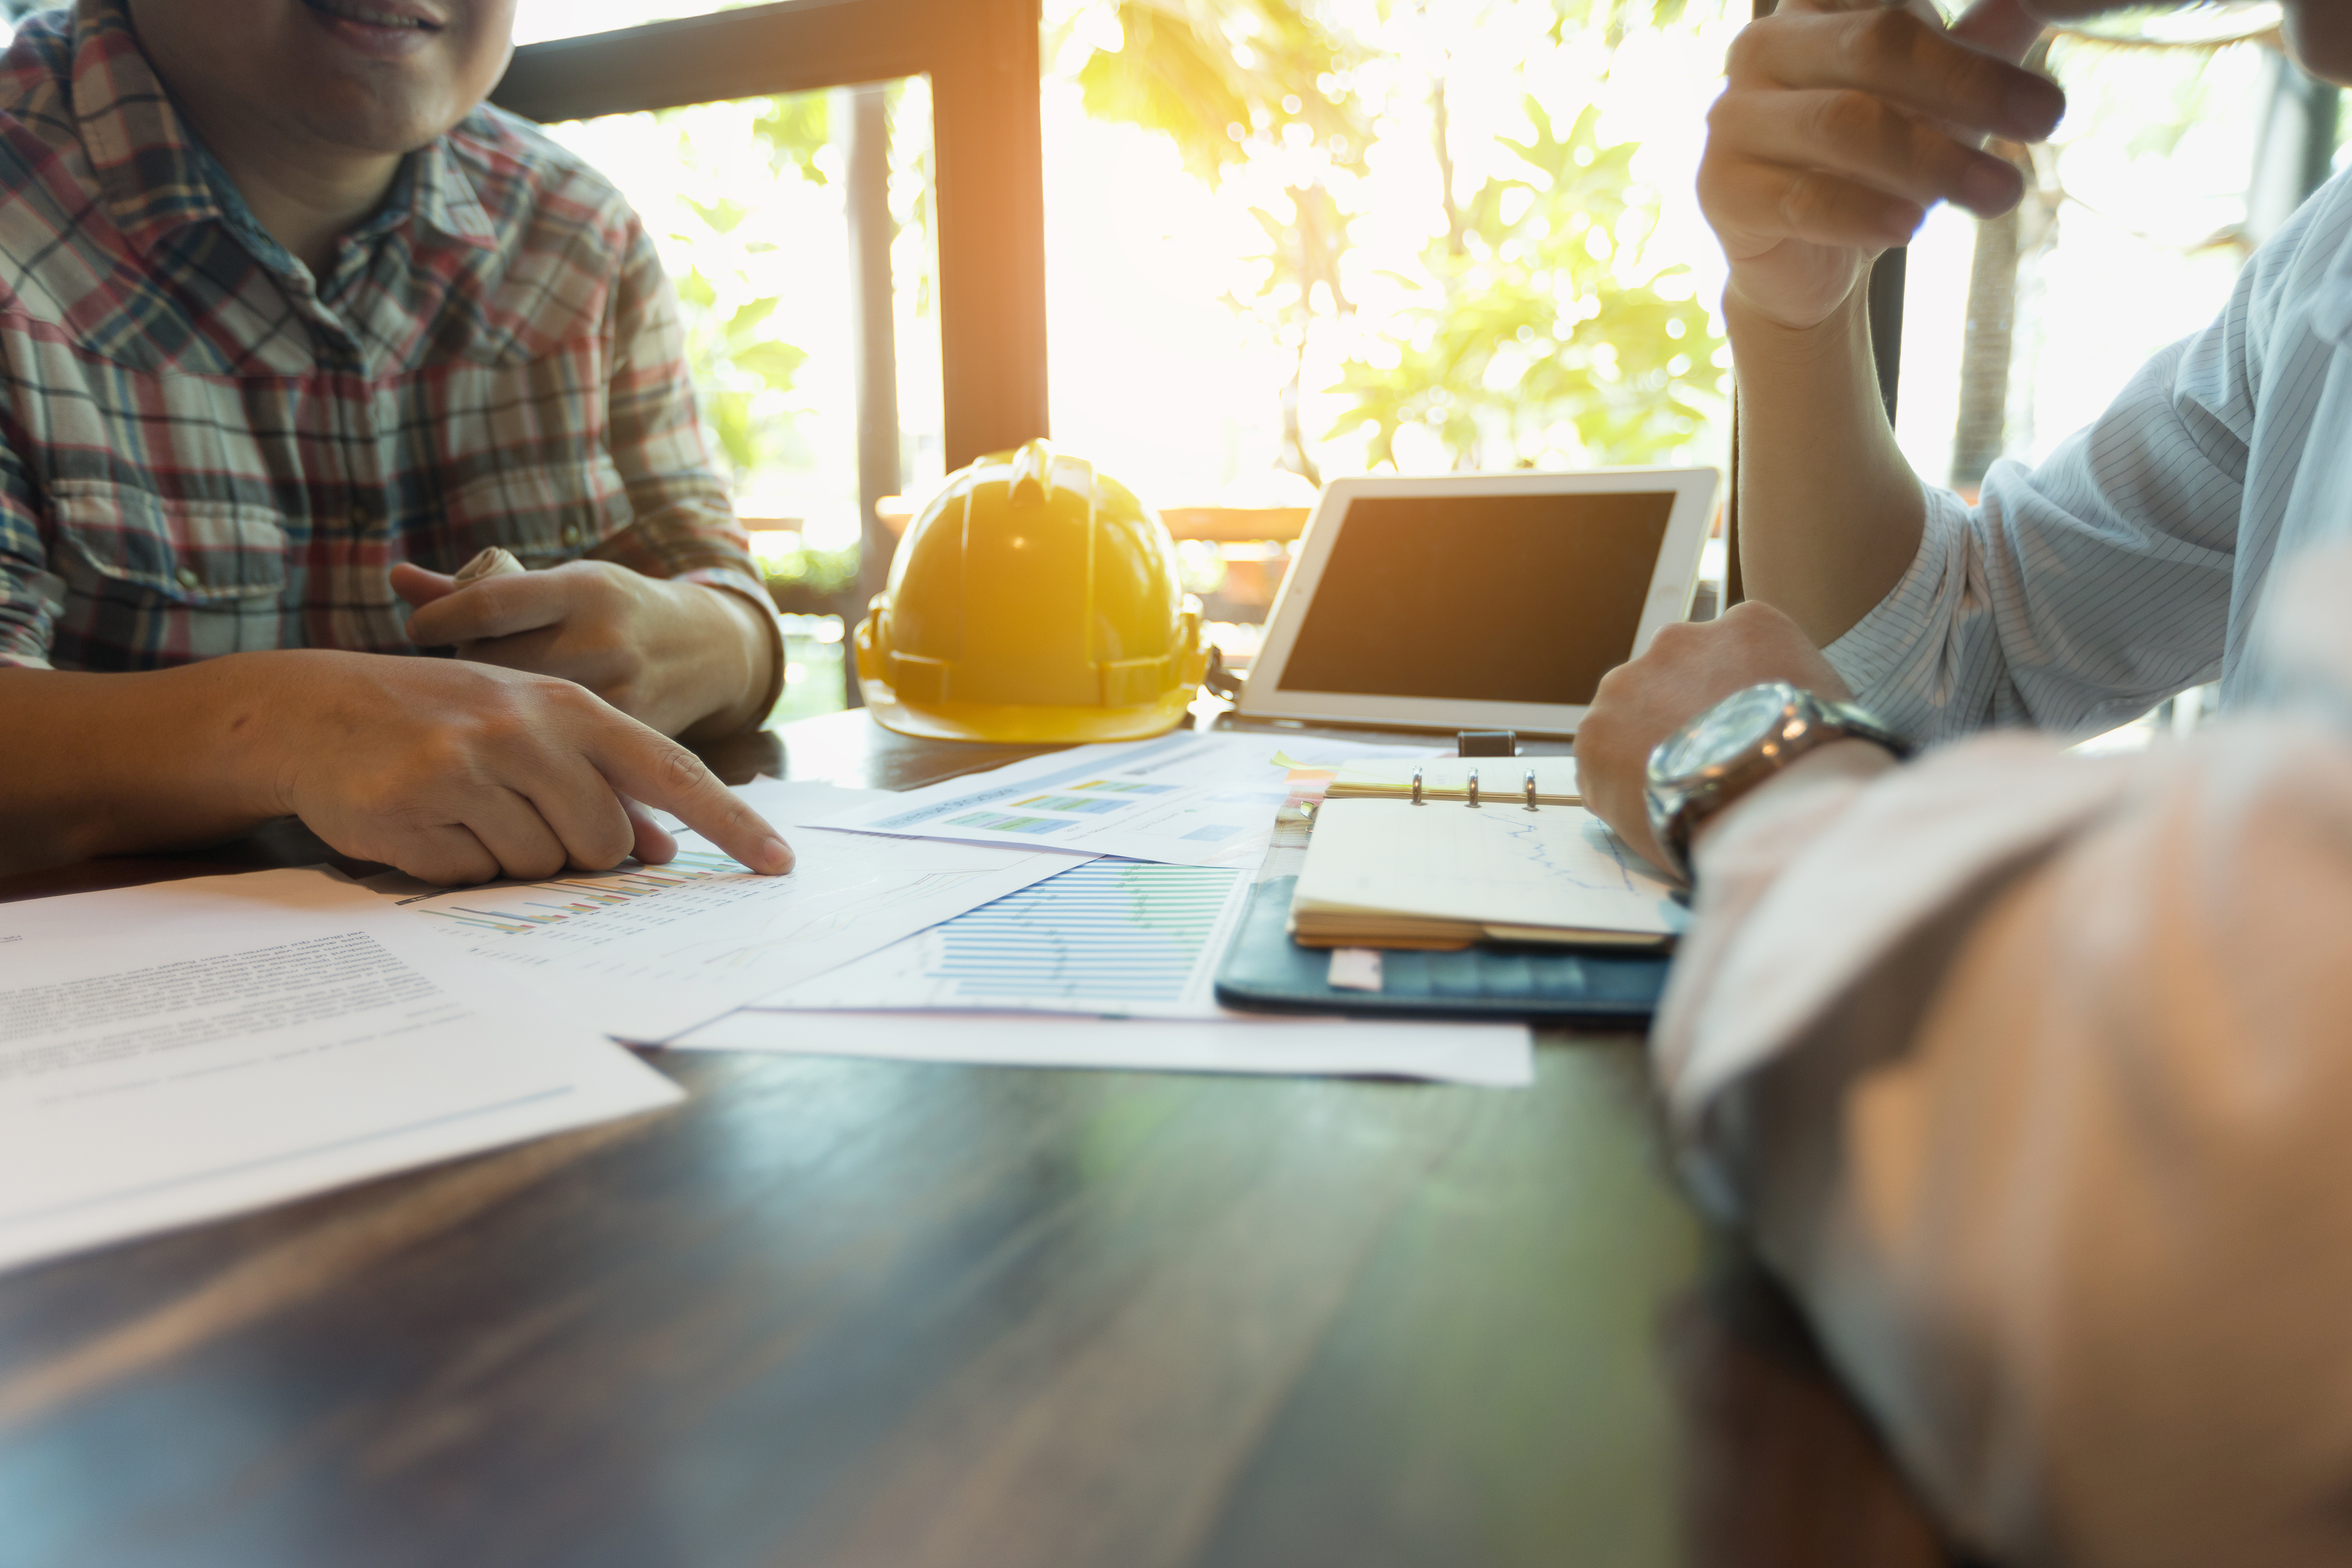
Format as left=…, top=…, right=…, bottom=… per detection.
left=0, top=709, right=1951, bottom=1568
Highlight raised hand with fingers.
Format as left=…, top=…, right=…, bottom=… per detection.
left=1700, top=0, right=2063, bottom=331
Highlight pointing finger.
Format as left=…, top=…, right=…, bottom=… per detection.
left=580, top=717, right=794, bottom=875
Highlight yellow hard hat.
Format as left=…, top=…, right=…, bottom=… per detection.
left=855, top=439, right=1208, bottom=744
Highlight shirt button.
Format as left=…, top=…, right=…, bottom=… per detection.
left=349, top=504, right=372, bottom=528
left=561, top=524, right=582, bottom=546
left=175, top=566, right=201, bottom=590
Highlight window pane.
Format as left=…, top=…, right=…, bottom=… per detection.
left=1894, top=33, right=2344, bottom=493
left=1040, top=0, right=1743, bottom=511
left=1038, top=0, right=1745, bottom=652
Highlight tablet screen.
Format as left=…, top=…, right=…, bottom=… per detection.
left=1274, top=491, right=1676, bottom=705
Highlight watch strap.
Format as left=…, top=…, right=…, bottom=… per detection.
left=1649, top=687, right=1908, bottom=880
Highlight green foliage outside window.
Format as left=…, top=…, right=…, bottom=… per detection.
left=658, top=96, right=833, bottom=483
left=1063, top=0, right=1729, bottom=477
left=1327, top=101, right=1722, bottom=470
left=1075, top=0, right=1372, bottom=483
left=758, top=539, right=864, bottom=607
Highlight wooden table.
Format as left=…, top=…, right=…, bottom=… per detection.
left=0, top=710, right=1949, bottom=1568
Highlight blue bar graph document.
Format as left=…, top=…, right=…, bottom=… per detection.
left=758, top=860, right=1249, bottom=1017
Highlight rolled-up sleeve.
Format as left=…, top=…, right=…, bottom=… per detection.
left=1818, top=175, right=2352, bottom=747
left=1656, top=713, right=2352, bottom=1567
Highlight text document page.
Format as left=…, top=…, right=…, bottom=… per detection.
left=0, top=868, right=681, bottom=1275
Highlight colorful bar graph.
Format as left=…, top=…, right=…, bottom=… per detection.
left=416, top=850, right=750, bottom=936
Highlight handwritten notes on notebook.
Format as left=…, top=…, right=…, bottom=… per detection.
left=1290, top=798, right=1686, bottom=949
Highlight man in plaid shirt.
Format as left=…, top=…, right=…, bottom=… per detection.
left=0, top=0, right=794, bottom=883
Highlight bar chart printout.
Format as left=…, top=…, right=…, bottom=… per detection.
left=415, top=851, right=743, bottom=935
left=760, top=860, right=1249, bottom=1017
left=369, top=779, right=1089, bottom=1043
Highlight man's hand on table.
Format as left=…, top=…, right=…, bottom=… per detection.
left=0, top=651, right=795, bottom=884
left=248, top=651, right=794, bottom=886
left=392, top=560, right=776, bottom=742
left=1577, top=601, right=1861, bottom=873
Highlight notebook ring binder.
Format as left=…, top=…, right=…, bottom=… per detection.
left=1524, top=770, right=1538, bottom=811
left=1467, top=769, right=1480, bottom=808
left=1411, top=766, right=1424, bottom=805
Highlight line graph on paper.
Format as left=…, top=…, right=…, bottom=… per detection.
left=1299, top=799, right=1685, bottom=938
left=1453, top=810, right=1644, bottom=896
left=1361, top=806, right=1660, bottom=897
left=756, top=860, right=1250, bottom=1017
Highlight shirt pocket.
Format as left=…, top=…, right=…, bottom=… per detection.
left=438, top=451, right=636, bottom=567
left=48, top=479, right=288, bottom=665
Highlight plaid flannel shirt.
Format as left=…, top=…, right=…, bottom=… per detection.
left=0, top=0, right=777, bottom=698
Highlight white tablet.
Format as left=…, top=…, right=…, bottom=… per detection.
left=1237, top=468, right=1719, bottom=736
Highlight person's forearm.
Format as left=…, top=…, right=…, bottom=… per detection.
left=1721, top=722, right=2352, bottom=1564
left=1730, top=284, right=1929, bottom=649
left=0, top=658, right=293, bottom=873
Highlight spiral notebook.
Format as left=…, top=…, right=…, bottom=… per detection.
left=1289, top=798, right=1684, bottom=949
left=1211, top=785, right=1679, bottom=1023
left=1322, top=756, right=1581, bottom=807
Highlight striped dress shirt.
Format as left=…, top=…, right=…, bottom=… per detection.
left=1824, top=167, right=2352, bottom=745
left=1648, top=165, right=2352, bottom=1565
left=0, top=0, right=770, bottom=676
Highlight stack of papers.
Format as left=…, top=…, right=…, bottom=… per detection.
left=0, top=869, right=677, bottom=1275
left=0, top=731, right=1537, bottom=1276
left=681, top=733, right=1530, bottom=1086
left=366, top=780, right=1084, bottom=1044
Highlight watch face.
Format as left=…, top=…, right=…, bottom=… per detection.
left=1655, top=682, right=1793, bottom=784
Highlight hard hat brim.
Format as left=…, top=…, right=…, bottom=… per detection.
left=863, top=686, right=1196, bottom=745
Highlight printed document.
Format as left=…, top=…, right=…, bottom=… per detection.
left=679, top=857, right=1534, bottom=1086
left=668, top=1010, right=1533, bottom=1088
left=806, top=732, right=1440, bottom=867
left=0, top=868, right=680, bottom=1276
left=373, top=781, right=1088, bottom=1043
left=760, top=858, right=1251, bottom=1018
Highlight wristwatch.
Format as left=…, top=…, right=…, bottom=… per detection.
left=1644, top=681, right=1911, bottom=881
